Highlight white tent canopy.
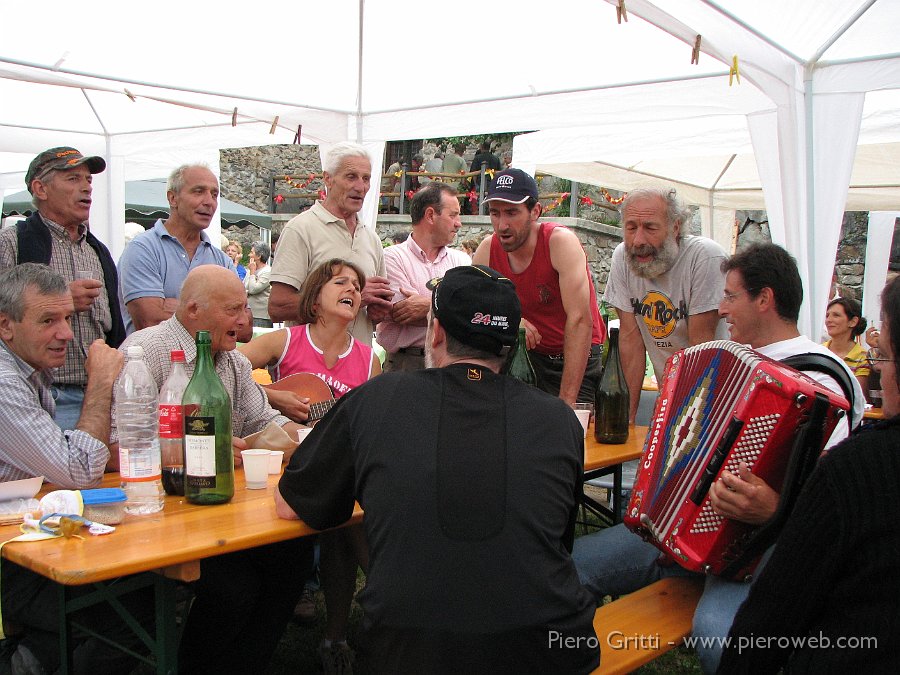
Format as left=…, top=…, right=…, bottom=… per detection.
left=2, top=0, right=899, bottom=335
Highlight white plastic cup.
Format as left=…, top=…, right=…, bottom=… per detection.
left=574, top=410, right=590, bottom=437
left=573, top=403, right=593, bottom=438
left=241, top=449, right=270, bottom=489
left=296, top=428, right=313, bottom=445
left=268, top=450, right=284, bottom=475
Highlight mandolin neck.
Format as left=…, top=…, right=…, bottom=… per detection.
left=308, top=399, right=335, bottom=422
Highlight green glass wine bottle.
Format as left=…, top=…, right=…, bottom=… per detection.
left=183, top=330, right=234, bottom=504
left=502, top=326, right=537, bottom=386
left=594, top=327, right=629, bottom=444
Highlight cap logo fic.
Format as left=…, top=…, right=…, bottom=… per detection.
left=55, top=150, right=79, bottom=159
left=496, top=175, right=514, bottom=188
left=66, top=158, right=80, bottom=166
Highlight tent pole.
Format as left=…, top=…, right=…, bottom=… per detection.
left=810, top=0, right=877, bottom=64
left=804, top=66, right=817, bottom=334
left=355, top=0, right=365, bottom=143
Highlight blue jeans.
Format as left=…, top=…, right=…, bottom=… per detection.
left=572, top=523, right=765, bottom=674
left=51, top=384, right=86, bottom=432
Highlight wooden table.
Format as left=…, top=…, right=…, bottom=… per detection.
left=582, top=424, right=647, bottom=525
left=0, top=470, right=361, bottom=674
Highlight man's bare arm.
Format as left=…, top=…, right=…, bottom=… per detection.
left=617, top=310, right=647, bottom=423
left=471, top=236, right=492, bottom=266
left=268, top=282, right=301, bottom=323
left=77, top=340, right=124, bottom=444
left=687, top=309, right=721, bottom=346
left=275, top=486, right=299, bottom=520
left=550, top=229, right=594, bottom=405
left=127, top=297, right=179, bottom=331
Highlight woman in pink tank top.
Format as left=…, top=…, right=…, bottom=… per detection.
left=238, top=258, right=380, bottom=663
left=239, top=258, right=381, bottom=406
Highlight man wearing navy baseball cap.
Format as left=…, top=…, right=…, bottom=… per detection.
left=472, top=169, right=606, bottom=405
left=0, top=146, right=126, bottom=431
left=276, top=264, right=599, bottom=673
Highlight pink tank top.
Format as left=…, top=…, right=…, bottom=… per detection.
left=489, top=222, right=604, bottom=354
left=272, top=324, right=374, bottom=398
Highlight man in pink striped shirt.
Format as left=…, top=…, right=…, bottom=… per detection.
left=377, top=183, right=471, bottom=371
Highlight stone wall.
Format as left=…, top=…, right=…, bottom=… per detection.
left=219, top=143, right=892, bottom=305
left=219, top=144, right=321, bottom=254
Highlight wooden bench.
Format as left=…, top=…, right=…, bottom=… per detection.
left=591, top=577, right=704, bottom=675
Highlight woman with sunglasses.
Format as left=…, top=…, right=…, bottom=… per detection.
left=720, top=277, right=900, bottom=671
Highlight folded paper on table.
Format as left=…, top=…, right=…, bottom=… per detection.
left=242, top=421, right=297, bottom=452
left=0, top=476, right=43, bottom=524
left=0, top=476, right=43, bottom=502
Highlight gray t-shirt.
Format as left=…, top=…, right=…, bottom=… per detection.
left=605, top=235, right=728, bottom=378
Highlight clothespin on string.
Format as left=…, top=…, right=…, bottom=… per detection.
left=616, top=0, right=628, bottom=24
left=124, top=88, right=136, bottom=103
left=729, top=55, right=741, bottom=86
left=293, top=125, right=303, bottom=144
left=269, top=116, right=280, bottom=135
left=691, top=35, right=702, bottom=65
left=231, top=107, right=238, bottom=127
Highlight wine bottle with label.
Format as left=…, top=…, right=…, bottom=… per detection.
left=501, top=326, right=537, bottom=386
left=594, top=327, right=629, bottom=444
left=183, top=330, right=234, bottom=504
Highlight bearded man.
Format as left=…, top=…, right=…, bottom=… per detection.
left=604, top=188, right=728, bottom=421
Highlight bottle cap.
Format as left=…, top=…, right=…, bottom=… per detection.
left=170, top=350, right=186, bottom=362
left=126, top=345, right=144, bottom=359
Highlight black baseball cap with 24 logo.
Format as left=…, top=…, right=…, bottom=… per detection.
left=426, top=265, right=521, bottom=356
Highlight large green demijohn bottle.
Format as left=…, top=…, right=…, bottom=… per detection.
left=183, top=330, right=234, bottom=504
left=594, top=327, right=629, bottom=444
left=502, top=326, right=537, bottom=386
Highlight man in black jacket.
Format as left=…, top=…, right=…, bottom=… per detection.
left=0, top=147, right=125, bottom=430
left=276, top=266, right=599, bottom=674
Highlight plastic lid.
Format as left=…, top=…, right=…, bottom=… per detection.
left=170, top=350, right=186, bottom=362
left=80, top=488, right=127, bottom=504
left=126, top=345, right=144, bottom=359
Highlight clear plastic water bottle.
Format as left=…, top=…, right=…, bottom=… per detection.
left=117, top=345, right=165, bottom=514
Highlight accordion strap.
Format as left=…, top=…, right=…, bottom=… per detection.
left=720, top=392, right=831, bottom=579
left=719, top=352, right=852, bottom=579
left=781, top=352, right=856, bottom=427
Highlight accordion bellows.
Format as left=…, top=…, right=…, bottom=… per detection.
left=624, top=340, right=849, bottom=579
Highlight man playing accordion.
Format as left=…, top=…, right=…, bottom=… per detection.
left=573, top=244, right=864, bottom=673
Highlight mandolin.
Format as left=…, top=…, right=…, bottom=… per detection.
left=264, top=372, right=335, bottom=424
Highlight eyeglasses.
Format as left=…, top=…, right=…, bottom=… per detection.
left=721, top=289, right=752, bottom=304
left=866, top=348, right=891, bottom=367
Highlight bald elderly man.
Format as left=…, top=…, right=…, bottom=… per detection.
left=112, top=265, right=313, bottom=673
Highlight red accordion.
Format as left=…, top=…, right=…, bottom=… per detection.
left=624, top=341, right=850, bottom=580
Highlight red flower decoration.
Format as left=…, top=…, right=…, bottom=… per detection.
left=274, top=194, right=285, bottom=204
left=318, top=189, right=326, bottom=200
left=405, top=190, right=415, bottom=200
left=467, top=189, right=477, bottom=204
left=579, top=196, right=593, bottom=206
